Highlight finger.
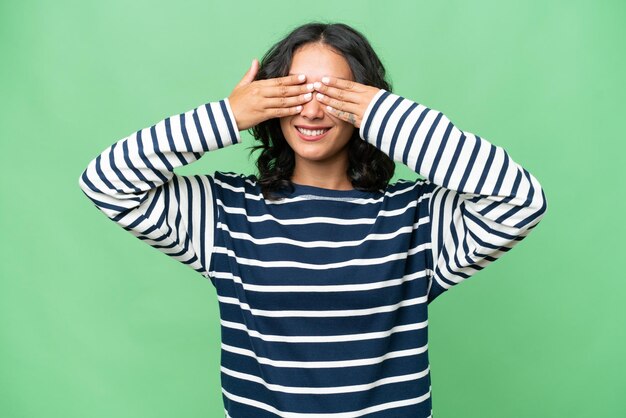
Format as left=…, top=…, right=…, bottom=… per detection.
left=313, top=82, right=360, bottom=104
left=324, top=105, right=360, bottom=127
left=314, top=92, right=359, bottom=114
left=258, top=73, right=307, bottom=87
left=236, top=58, right=259, bottom=87
left=264, top=92, right=313, bottom=109
left=261, top=83, right=314, bottom=98
left=266, top=104, right=304, bottom=118
left=320, top=75, right=358, bottom=91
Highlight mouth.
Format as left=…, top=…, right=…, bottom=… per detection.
left=295, top=125, right=333, bottom=141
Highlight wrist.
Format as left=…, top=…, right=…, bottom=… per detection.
left=224, top=97, right=245, bottom=134
left=359, top=89, right=389, bottom=141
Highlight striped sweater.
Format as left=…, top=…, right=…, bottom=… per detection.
left=78, top=89, right=547, bottom=418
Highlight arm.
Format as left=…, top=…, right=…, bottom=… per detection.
left=78, top=99, right=241, bottom=279
left=360, top=89, right=548, bottom=303
left=78, top=62, right=314, bottom=281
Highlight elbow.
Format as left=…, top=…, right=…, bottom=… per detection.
left=78, top=168, right=105, bottom=211
left=78, top=168, right=89, bottom=194
left=519, top=181, right=548, bottom=230
left=535, top=186, right=548, bottom=221
left=78, top=167, right=98, bottom=198
left=530, top=173, right=548, bottom=223
left=521, top=167, right=548, bottom=228
left=505, top=175, right=547, bottom=232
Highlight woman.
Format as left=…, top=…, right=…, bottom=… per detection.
left=79, top=22, right=547, bottom=418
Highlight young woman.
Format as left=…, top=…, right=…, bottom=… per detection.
left=79, top=22, right=547, bottom=418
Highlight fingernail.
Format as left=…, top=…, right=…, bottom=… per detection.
left=326, top=105, right=333, bottom=111
left=306, top=83, right=314, bottom=90
left=316, top=93, right=324, bottom=100
left=298, top=74, right=305, bottom=81
left=296, top=105, right=303, bottom=111
left=304, top=92, right=312, bottom=100
left=313, top=81, right=322, bottom=89
left=322, top=77, right=330, bottom=84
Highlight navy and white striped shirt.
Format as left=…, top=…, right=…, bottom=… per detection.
left=79, top=89, right=547, bottom=418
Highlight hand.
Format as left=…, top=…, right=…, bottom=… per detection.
left=312, top=76, right=381, bottom=129
left=228, top=59, right=314, bottom=131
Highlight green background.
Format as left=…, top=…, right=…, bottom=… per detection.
left=1, top=0, right=624, bottom=417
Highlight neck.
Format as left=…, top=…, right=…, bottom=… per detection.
left=291, top=156, right=353, bottom=191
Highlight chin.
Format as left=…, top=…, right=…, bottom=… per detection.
left=292, top=141, right=352, bottom=165
left=296, top=149, right=336, bottom=162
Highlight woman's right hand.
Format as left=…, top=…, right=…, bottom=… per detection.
left=228, top=59, right=314, bottom=131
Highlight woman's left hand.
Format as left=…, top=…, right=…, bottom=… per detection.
left=312, top=76, right=381, bottom=129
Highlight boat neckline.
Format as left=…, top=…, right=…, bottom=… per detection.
left=286, top=182, right=383, bottom=199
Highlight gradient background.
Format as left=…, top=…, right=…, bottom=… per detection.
left=1, top=1, right=624, bottom=417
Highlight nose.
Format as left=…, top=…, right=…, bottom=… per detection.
left=300, top=93, right=325, bottom=120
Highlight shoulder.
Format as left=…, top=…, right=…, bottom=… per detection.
left=385, top=177, right=433, bottom=197
left=212, top=171, right=260, bottom=194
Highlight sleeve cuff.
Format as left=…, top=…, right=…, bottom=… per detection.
left=359, top=88, right=388, bottom=141
left=223, top=97, right=242, bottom=144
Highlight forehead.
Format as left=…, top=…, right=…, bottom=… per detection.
left=288, top=43, right=353, bottom=82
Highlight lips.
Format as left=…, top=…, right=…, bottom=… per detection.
left=295, top=125, right=333, bottom=141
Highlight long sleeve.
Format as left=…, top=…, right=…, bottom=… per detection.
left=78, top=98, right=241, bottom=280
left=360, top=89, right=547, bottom=303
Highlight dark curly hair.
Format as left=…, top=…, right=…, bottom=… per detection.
left=249, top=22, right=395, bottom=200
